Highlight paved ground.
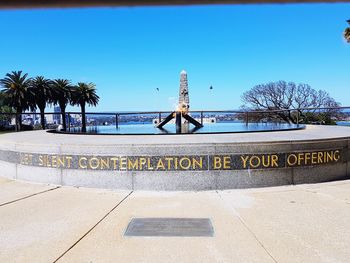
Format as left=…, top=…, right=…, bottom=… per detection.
left=1, top=125, right=350, bottom=147
left=1, top=177, right=350, bottom=263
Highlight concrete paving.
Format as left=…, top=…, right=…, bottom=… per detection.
left=1, top=176, right=350, bottom=263
left=1, top=125, right=350, bottom=146
left=0, top=177, right=57, bottom=206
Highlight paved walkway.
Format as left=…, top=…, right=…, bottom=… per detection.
left=1, top=125, right=350, bottom=147
left=1, top=177, right=350, bottom=263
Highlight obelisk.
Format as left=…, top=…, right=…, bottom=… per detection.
left=178, top=70, right=190, bottom=114
left=156, top=70, right=202, bottom=133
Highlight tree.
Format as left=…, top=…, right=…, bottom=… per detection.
left=0, top=71, right=34, bottom=131
left=241, top=81, right=340, bottom=124
left=0, top=105, right=14, bottom=129
left=0, top=91, right=5, bottom=107
left=344, top=19, right=350, bottom=43
left=71, top=82, right=99, bottom=132
left=31, top=76, right=52, bottom=129
left=51, top=79, right=72, bottom=131
left=0, top=92, right=14, bottom=129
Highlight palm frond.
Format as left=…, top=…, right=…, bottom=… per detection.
left=344, top=27, right=350, bottom=43
left=71, top=82, right=99, bottom=107
left=0, top=71, right=33, bottom=112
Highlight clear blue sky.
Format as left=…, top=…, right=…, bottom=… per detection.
left=0, top=4, right=349, bottom=112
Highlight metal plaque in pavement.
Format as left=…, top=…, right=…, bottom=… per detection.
left=124, top=218, right=214, bottom=237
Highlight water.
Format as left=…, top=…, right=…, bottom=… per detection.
left=337, top=121, right=350, bottom=127
left=71, top=122, right=304, bottom=135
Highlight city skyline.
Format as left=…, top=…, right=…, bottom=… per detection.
left=0, top=4, right=349, bottom=112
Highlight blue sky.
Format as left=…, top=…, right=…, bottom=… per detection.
left=0, top=4, right=349, bottom=112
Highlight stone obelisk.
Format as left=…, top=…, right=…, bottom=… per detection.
left=156, top=70, right=203, bottom=133
left=178, top=70, right=189, bottom=114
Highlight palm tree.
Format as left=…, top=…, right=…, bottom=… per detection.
left=0, top=71, right=34, bottom=131
left=71, top=82, right=99, bottom=132
left=51, top=79, right=72, bottom=131
left=344, top=20, right=350, bottom=43
left=31, top=76, right=52, bottom=129
left=0, top=91, right=5, bottom=107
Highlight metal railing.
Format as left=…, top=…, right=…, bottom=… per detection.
left=0, top=106, right=349, bottom=132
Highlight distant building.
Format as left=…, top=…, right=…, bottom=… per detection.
left=53, top=106, right=61, bottom=124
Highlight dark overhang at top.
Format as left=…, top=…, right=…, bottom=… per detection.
left=0, top=0, right=349, bottom=9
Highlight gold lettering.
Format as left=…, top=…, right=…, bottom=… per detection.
left=120, top=157, right=127, bottom=170
left=262, top=155, right=270, bottom=167
left=326, top=151, right=333, bottom=162
left=38, top=155, right=44, bottom=166
left=51, top=155, right=57, bottom=168
left=46, top=155, right=51, bottom=167
left=334, top=150, right=340, bottom=161
left=110, top=157, right=119, bottom=170
left=56, top=156, right=65, bottom=168
left=271, top=155, right=279, bottom=167
left=156, top=158, right=165, bottom=170
left=223, top=156, right=230, bottom=169
left=318, top=152, right=323, bottom=163
left=128, top=158, right=139, bottom=170
left=192, top=157, right=203, bottom=169
left=29, top=154, right=33, bottom=165
left=213, top=156, right=222, bottom=169
left=66, top=156, right=72, bottom=168
left=249, top=156, right=261, bottom=168
left=147, top=158, right=154, bottom=170
left=240, top=155, right=249, bottom=169
left=312, top=152, right=317, bottom=164
left=174, top=157, right=178, bottom=170
left=179, top=157, right=191, bottom=170
left=305, top=152, right=311, bottom=165
left=100, top=158, right=110, bottom=169
left=139, top=158, right=146, bottom=170
left=297, top=153, right=304, bottom=166
left=79, top=157, right=87, bottom=169
left=89, top=157, right=100, bottom=169
left=165, top=157, right=173, bottom=170
left=287, top=154, right=297, bottom=166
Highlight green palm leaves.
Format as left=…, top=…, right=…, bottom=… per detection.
left=51, top=79, right=73, bottom=131
left=344, top=20, right=350, bottom=43
left=0, top=71, right=34, bottom=130
left=0, top=71, right=33, bottom=111
left=0, top=71, right=99, bottom=132
left=31, top=76, right=52, bottom=129
left=71, top=82, right=99, bottom=108
left=71, top=82, right=100, bottom=132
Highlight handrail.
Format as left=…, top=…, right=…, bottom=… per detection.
left=0, top=106, right=349, bottom=116
left=1, top=106, right=349, bottom=132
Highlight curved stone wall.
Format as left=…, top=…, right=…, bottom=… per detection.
left=0, top=126, right=349, bottom=190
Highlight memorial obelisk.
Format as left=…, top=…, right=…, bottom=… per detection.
left=156, top=70, right=203, bottom=133
left=178, top=70, right=190, bottom=114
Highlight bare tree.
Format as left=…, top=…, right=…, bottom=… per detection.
left=241, top=81, right=340, bottom=124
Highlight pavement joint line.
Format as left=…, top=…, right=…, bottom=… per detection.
left=0, top=186, right=61, bottom=207
left=53, top=190, right=133, bottom=263
left=215, top=191, right=279, bottom=263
